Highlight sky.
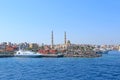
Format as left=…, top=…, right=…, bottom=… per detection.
left=0, top=0, right=120, bottom=45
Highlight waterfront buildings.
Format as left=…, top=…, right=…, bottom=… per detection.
left=0, top=31, right=119, bottom=54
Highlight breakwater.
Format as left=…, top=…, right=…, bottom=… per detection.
left=64, top=51, right=102, bottom=58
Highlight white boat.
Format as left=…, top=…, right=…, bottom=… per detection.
left=14, top=50, right=43, bottom=58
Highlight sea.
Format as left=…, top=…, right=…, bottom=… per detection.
left=0, top=51, right=120, bottom=80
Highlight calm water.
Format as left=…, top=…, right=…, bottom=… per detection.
left=0, top=51, right=120, bottom=80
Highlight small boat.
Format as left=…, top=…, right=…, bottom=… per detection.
left=96, top=50, right=109, bottom=54
left=14, top=50, right=43, bottom=58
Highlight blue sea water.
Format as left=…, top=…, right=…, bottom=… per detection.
left=0, top=51, right=120, bottom=80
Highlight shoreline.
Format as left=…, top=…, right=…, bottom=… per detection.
left=0, top=51, right=102, bottom=58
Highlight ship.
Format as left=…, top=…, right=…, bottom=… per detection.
left=95, top=50, right=110, bottom=54
left=14, top=50, right=43, bottom=58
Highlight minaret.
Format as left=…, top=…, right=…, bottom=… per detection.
left=64, top=31, right=67, bottom=45
left=51, top=31, right=54, bottom=49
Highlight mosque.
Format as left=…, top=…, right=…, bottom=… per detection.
left=51, top=31, right=71, bottom=50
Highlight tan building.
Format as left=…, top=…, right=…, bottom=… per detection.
left=29, top=43, right=39, bottom=49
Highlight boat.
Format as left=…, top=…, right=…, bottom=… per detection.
left=96, top=50, right=109, bottom=54
left=14, top=50, right=43, bottom=58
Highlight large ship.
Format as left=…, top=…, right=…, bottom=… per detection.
left=14, top=49, right=64, bottom=58
left=14, top=50, right=43, bottom=58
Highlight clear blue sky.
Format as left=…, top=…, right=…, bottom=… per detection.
left=0, top=0, right=120, bottom=45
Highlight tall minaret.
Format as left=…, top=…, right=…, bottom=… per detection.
left=51, top=31, right=54, bottom=49
left=64, top=31, right=67, bottom=45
